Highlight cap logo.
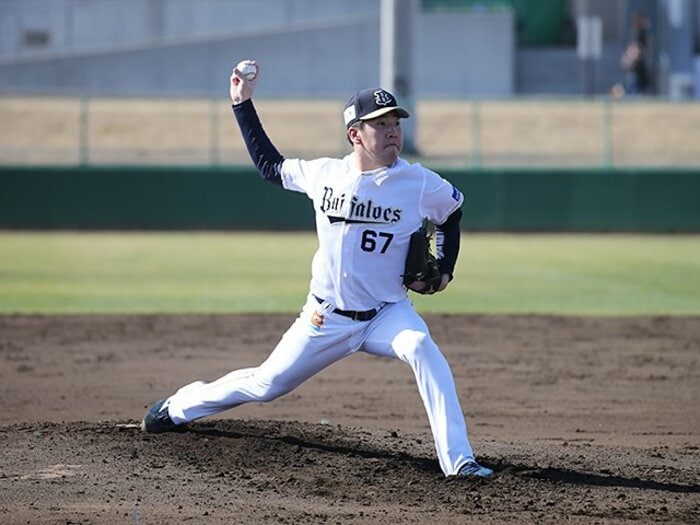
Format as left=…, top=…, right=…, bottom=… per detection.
left=373, top=90, right=394, bottom=106
left=343, top=105, right=357, bottom=126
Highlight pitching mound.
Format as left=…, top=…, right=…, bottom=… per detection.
left=0, top=314, right=698, bottom=523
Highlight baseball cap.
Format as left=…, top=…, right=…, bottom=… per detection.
left=343, top=88, right=410, bottom=129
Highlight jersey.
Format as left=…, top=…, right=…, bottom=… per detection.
left=280, top=155, right=464, bottom=311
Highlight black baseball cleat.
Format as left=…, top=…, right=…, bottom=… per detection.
left=141, top=398, right=182, bottom=433
left=458, top=460, right=494, bottom=478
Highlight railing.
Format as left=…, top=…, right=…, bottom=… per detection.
left=1, top=95, right=699, bottom=168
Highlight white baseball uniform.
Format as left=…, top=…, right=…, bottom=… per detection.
left=165, top=154, right=479, bottom=476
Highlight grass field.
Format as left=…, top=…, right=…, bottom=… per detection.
left=0, top=232, right=698, bottom=315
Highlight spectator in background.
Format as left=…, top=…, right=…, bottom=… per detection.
left=621, top=12, right=651, bottom=95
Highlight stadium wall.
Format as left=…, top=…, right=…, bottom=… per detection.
left=0, top=10, right=513, bottom=97
left=1, top=166, right=698, bottom=232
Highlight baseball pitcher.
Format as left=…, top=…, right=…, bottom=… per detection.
left=141, top=59, right=493, bottom=479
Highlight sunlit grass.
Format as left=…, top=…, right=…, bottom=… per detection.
left=421, top=234, right=700, bottom=315
left=0, top=232, right=698, bottom=315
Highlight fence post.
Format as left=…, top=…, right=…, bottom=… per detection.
left=210, top=98, right=220, bottom=166
left=470, top=99, right=482, bottom=169
left=79, top=96, right=89, bottom=166
left=602, top=98, right=613, bottom=168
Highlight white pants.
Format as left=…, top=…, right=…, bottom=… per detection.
left=167, top=294, right=476, bottom=476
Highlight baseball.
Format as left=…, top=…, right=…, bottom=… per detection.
left=236, top=60, right=257, bottom=81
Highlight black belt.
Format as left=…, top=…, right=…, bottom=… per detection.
left=314, top=295, right=380, bottom=322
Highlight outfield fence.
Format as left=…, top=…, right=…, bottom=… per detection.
left=2, top=165, right=699, bottom=232
left=2, top=95, right=700, bottom=168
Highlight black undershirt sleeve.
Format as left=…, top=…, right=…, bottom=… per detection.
left=435, top=207, right=463, bottom=280
left=232, top=99, right=284, bottom=186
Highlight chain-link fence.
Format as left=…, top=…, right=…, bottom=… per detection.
left=2, top=95, right=699, bottom=168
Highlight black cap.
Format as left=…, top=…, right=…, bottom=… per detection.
left=343, top=88, right=410, bottom=129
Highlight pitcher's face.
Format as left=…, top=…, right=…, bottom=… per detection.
left=350, top=111, right=403, bottom=169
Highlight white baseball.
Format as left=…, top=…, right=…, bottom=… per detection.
left=236, top=60, right=257, bottom=81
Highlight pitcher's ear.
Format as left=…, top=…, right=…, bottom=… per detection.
left=348, top=126, right=361, bottom=144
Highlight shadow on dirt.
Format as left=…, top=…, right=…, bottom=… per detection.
left=189, top=423, right=442, bottom=474
left=500, top=463, right=700, bottom=494
left=190, top=422, right=699, bottom=495
left=189, top=423, right=700, bottom=494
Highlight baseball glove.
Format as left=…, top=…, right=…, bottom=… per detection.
left=403, top=219, right=443, bottom=295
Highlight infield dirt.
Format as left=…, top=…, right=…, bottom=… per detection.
left=1, top=314, right=698, bottom=524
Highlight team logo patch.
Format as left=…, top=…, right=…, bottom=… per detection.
left=373, top=89, right=394, bottom=106
left=451, top=185, right=462, bottom=202
left=343, top=105, right=356, bottom=125
left=310, top=311, right=325, bottom=331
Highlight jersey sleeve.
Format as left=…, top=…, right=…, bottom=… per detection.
left=419, top=168, right=464, bottom=225
left=280, top=158, right=334, bottom=196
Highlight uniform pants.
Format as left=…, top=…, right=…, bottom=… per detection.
left=167, top=293, right=476, bottom=476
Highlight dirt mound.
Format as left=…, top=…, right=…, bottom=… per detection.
left=2, top=418, right=698, bottom=524
left=1, top=314, right=699, bottom=523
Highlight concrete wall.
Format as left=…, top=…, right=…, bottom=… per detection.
left=0, top=0, right=378, bottom=58
left=0, top=17, right=381, bottom=98
left=0, top=1, right=514, bottom=97
left=418, top=12, right=514, bottom=97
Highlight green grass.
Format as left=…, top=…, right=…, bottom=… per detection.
left=0, top=232, right=698, bottom=315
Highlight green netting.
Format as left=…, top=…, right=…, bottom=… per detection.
left=421, top=0, right=569, bottom=45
